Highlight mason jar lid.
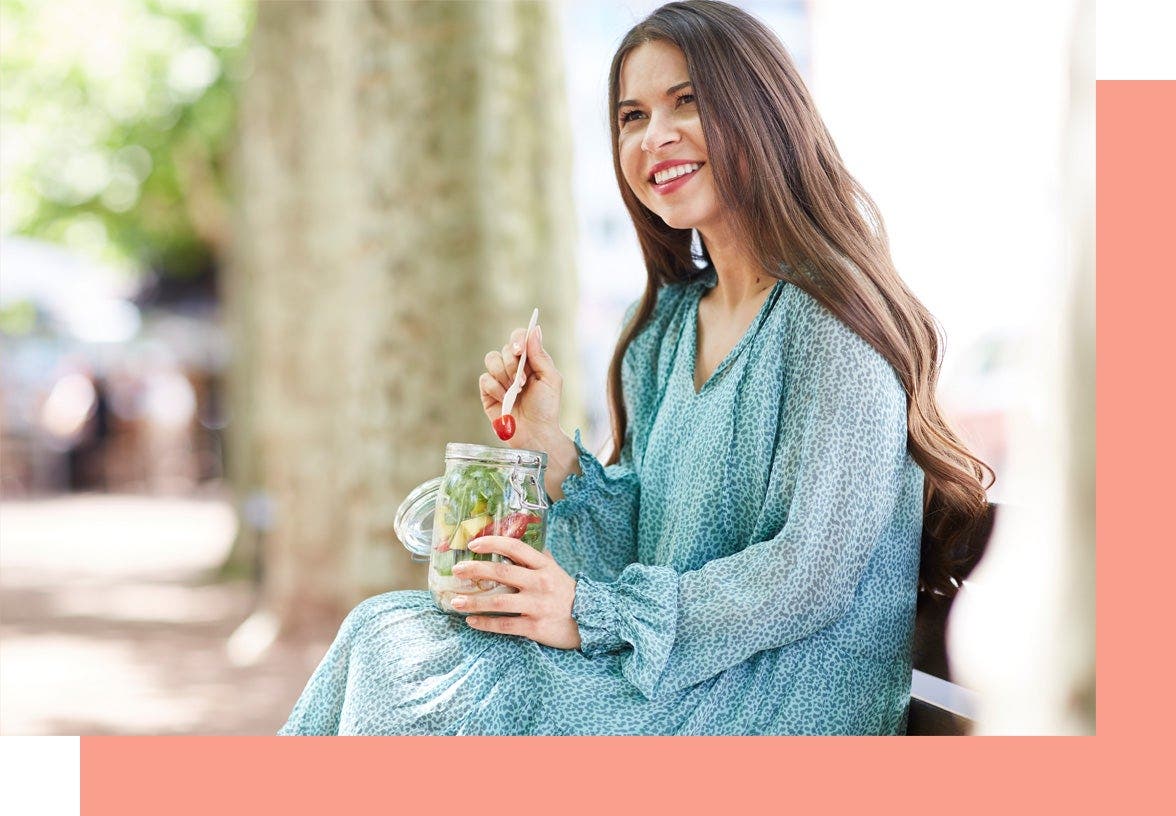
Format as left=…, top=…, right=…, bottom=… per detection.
left=444, top=443, right=547, bottom=469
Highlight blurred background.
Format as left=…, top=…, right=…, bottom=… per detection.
left=0, top=0, right=1090, bottom=734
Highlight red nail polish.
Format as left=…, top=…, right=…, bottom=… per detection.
left=492, top=414, right=515, bottom=440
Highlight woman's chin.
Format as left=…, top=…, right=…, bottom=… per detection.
left=652, top=204, right=717, bottom=233
left=656, top=212, right=697, bottom=231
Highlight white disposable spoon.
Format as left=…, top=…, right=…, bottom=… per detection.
left=492, top=307, right=538, bottom=440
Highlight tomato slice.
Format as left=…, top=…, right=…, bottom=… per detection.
left=473, top=512, right=541, bottom=540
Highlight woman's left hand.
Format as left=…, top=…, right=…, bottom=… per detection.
left=449, top=535, right=582, bottom=650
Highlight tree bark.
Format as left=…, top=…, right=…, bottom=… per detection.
left=224, top=0, right=581, bottom=631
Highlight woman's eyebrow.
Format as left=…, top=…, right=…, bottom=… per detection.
left=616, top=80, right=694, bottom=112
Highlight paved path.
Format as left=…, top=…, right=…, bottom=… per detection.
left=0, top=493, right=337, bottom=735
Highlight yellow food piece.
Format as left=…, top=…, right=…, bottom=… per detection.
left=449, top=526, right=469, bottom=551
left=450, top=515, right=491, bottom=550
left=460, top=515, right=491, bottom=535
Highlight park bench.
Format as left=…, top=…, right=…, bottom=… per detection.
left=905, top=504, right=998, bottom=735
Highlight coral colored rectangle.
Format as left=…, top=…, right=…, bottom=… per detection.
left=77, top=80, right=1173, bottom=816
left=1094, top=79, right=1175, bottom=742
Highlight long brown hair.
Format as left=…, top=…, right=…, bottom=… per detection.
left=604, top=1, right=994, bottom=596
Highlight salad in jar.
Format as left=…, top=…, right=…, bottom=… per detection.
left=429, top=459, right=547, bottom=614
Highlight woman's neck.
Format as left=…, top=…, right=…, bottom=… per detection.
left=698, top=222, right=776, bottom=312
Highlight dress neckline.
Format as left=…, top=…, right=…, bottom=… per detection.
left=685, top=272, right=783, bottom=397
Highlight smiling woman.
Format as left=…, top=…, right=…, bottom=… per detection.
left=279, top=0, right=992, bottom=736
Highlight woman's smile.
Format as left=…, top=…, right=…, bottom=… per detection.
left=648, top=160, right=706, bottom=194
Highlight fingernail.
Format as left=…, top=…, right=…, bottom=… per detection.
left=535, top=324, right=542, bottom=344
left=468, top=540, right=482, bottom=551
left=450, top=596, right=466, bottom=607
left=512, top=342, right=521, bottom=354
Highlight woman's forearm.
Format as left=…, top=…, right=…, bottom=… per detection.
left=538, top=428, right=582, bottom=502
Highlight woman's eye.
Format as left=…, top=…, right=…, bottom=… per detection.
left=620, top=109, right=645, bottom=124
left=677, top=93, right=696, bottom=106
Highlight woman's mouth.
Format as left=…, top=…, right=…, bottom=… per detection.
left=649, top=162, right=703, bottom=195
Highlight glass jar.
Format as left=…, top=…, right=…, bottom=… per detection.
left=395, top=443, right=549, bottom=614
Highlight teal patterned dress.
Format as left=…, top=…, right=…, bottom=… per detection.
left=279, top=270, right=923, bottom=735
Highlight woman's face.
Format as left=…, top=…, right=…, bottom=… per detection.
left=617, top=41, right=722, bottom=234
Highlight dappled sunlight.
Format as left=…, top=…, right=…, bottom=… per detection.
left=0, top=494, right=336, bottom=735
left=1, top=635, right=207, bottom=735
left=0, top=493, right=237, bottom=576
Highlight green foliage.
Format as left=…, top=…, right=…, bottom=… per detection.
left=0, top=0, right=254, bottom=277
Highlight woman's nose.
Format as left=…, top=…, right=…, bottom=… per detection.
left=641, top=111, right=681, bottom=153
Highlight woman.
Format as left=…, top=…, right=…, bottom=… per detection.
left=279, top=0, right=991, bottom=736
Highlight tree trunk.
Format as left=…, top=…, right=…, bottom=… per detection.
left=223, top=0, right=581, bottom=631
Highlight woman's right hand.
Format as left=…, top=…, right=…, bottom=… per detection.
left=479, top=324, right=563, bottom=452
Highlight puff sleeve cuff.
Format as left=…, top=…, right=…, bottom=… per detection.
left=544, top=430, right=641, bottom=581
left=546, top=429, right=618, bottom=520
left=571, top=574, right=625, bottom=656
left=571, top=567, right=680, bottom=698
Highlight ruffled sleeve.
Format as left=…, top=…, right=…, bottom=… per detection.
left=571, top=570, right=677, bottom=695
left=545, top=429, right=641, bottom=581
left=544, top=287, right=691, bottom=581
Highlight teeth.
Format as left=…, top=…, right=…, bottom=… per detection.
left=653, top=163, right=700, bottom=185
